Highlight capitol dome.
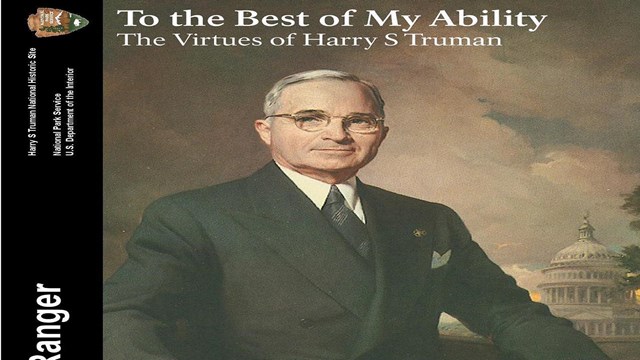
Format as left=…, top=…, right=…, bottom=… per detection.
left=538, top=216, right=639, bottom=338
left=549, top=217, right=619, bottom=266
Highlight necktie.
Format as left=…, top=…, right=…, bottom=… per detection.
left=321, top=185, right=372, bottom=261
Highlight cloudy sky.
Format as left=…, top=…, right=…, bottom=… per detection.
left=103, top=0, right=640, bottom=294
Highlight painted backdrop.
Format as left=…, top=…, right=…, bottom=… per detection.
left=104, top=0, right=639, bottom=303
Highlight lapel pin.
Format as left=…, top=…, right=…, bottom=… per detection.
left=412, top=228, right=427, bottom=238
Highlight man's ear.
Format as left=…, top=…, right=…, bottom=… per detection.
left=380, top=126, right=389, bottom=142
left=254, top=119, right=272, bottom=146
left=380, top=126, right=389, bottom=143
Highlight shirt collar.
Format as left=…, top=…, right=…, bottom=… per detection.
left=275, top=162, right=359, bottom=210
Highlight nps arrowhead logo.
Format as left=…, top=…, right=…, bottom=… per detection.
left=28, top=8, right=89, bottom=38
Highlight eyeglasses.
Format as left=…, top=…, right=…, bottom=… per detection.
left=265, top=110, right=385, bottom=134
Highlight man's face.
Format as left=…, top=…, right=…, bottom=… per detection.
left=255, top=79, right=389, bottom=183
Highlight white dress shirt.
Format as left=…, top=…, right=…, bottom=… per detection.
left=275, top=163, right=366, bottom=223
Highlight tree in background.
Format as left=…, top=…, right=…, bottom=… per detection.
left=619, top=246, right=640, bottom=289
left=621, top=185, right=640, bottom=232
left=620, top=185, right=640, bottom=293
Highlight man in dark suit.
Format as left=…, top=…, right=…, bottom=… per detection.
left=103, top=70, right=610, bottom=359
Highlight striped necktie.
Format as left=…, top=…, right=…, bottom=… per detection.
left=321, top=185, right=371, bottom=261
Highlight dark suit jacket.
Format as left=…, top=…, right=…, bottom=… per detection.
left=104, top=162, right=609, bottom=360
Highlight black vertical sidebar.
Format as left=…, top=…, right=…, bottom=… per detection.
left=2, top=2, right=103, bottom=359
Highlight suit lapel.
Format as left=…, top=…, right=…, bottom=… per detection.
left=228, top=163, right=376, bottom=319
left=351, top=183, right=436, bottom=356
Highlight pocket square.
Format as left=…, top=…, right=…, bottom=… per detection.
left=431, top=250, right=451, bottom=269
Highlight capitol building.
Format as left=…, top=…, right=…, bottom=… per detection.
left=538, top=217, right=640, bottom=338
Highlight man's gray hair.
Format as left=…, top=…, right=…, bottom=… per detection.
left=263, top=69, right=385, bottom=117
